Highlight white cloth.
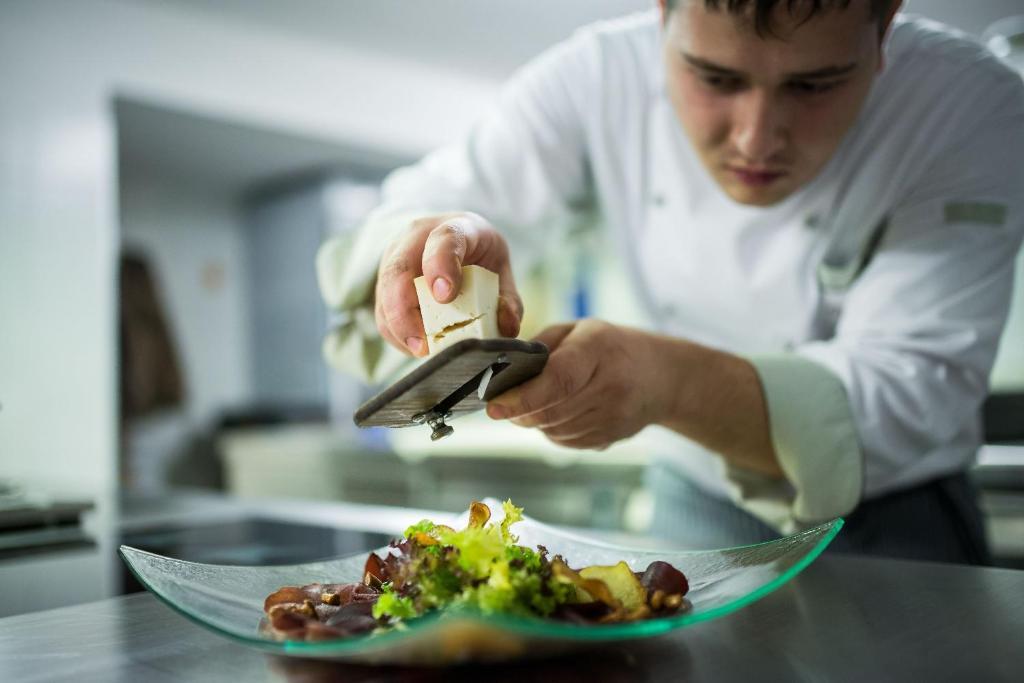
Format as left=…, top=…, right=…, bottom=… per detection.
left=317, top=12, right=1024, bottom=532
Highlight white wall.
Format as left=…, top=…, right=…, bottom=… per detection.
left=246, top=184, right=330, bottom=407
left=120, top=168, right=253, bottom=423
left=0, top=0, right=496, bottom=495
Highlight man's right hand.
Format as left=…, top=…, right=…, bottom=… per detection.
left=374, top=212, right=523, bottom=357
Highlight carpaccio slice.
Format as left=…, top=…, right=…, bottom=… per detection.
left=263, top=581, right=381, bottom=641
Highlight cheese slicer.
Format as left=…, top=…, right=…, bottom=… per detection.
left=353, top=338, right=548, bottom=441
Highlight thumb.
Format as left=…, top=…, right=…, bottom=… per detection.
left=496, top=259, right=523, bottom=337
left=531, top=322, right=575, bottom=352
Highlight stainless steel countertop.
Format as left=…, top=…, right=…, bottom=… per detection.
left=1, top=554, right=1021, bottom=682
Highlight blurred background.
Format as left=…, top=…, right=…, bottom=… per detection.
left=2, top=0, right=1023, bottom=617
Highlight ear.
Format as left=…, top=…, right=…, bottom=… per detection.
left=876, top=1, right=903, bottom=71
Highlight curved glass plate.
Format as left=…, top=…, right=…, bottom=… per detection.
left=120, top=505, right=843, bottom=665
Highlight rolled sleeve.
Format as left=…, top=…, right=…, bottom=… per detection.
left=727, top=354, right=862, bottom=533
left=316, top=209, right=430, bottom=384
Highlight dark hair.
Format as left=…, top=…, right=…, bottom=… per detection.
left=667, top=0, right=897, bottom=37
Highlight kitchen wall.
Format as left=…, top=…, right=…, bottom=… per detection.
left=0, top=0, right=495, bottom=497
left=119, top=164, right=254, bottom=490
left=120, top=167, right=252, bottom=424
left=246, top=185, right=332, bottom=408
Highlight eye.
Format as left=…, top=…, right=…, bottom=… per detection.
left=787, top=79, right=844, bottom=95
left=697, top=73, right=744, bottom=93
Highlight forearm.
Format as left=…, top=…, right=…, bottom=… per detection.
left=649, top=334, right=783, bottom=478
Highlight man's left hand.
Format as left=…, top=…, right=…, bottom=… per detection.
left=486, top=318, right=783, bottom=477
left=485, top=319, right=666, bottom=450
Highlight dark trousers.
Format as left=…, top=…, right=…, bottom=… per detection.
left=830, top=472, right=990, bottom=565
left=647, top=463, right=991, bottom=565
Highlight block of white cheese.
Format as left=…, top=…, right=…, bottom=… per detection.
left=414, top=265, right=500, bottom=355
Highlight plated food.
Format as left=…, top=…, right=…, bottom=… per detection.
left=261, top=500, right=690, bottom=642
left=120, top=503, right=841, bottom=663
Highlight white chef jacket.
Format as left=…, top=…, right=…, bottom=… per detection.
left=317, top=12, right=1024, bottom=533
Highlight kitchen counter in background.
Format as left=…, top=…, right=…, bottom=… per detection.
left=1, top=550, right=1022, bottom=681
left=0, top=490, right=663, bottom=618
left=216, top=422, right=1024, bottom=566
left=216, top=418, right=651, bottom=530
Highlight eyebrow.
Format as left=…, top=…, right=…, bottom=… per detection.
left=682, top=53, right=859, bottom=79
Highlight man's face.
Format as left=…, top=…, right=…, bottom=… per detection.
left=661, top=1, right=888, bottom=206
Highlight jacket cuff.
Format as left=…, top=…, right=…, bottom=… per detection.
left=725, top=353, right=863, bottom=534
left=316, top=209, right=430, bottom=312
left=315, top=210, right=429, bottom=383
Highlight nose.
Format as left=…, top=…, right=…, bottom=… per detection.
left=730, top=89, right=787, bottom=163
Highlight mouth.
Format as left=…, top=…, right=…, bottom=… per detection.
left=727, top=166, right=787, bottom=188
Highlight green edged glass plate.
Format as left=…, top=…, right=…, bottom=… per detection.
left=119, top=503, right=842, bottom=665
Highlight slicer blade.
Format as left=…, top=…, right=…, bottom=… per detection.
left=353, top=338, right=548, bottom=441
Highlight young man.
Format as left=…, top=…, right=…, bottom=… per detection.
left=318, top=0, right=1024, bottom=562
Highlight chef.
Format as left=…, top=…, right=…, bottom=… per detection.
left=317, top=0, right=1024, bottom=563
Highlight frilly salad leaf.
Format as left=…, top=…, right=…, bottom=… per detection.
left=375, top=499, right=573, bottom=622
left=371, top=583, right=416, bottom=620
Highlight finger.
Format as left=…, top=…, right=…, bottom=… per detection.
left=510, top=400, right=594, bottom=431
left=531, top=323, right=575, bottom=352
left=534, top=407, right=603, bottom=439
left=547, top=430, right=611, bottom=451
left=487, top=344, right=597, bottom=419
left=375, top=289, right=405, bottom=353
left=380, top=278, right=426, bottom=356
left=497, top=291, right=522, bottom=338
left=377, top=244, right=428, bottom=356
left=421, top=216, right=475, bottom=304
left=374, top=242, right=406, bottom=353
left=479, top=230, right=522, bottom=337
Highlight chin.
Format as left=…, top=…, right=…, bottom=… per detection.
left=714, top=168, right=802, bottom=206
left=722, top=184, right=792, bottom=207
